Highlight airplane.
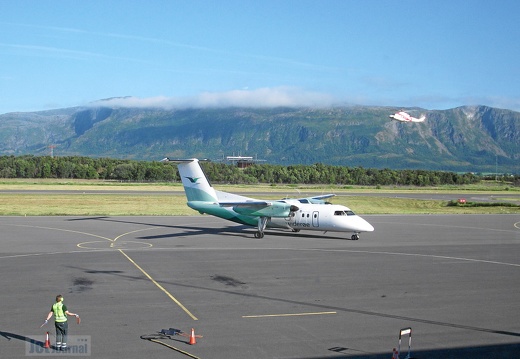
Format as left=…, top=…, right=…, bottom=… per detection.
left=162, top=158, right=374, bottom=240
left=389, top=110, right=426, bottom=123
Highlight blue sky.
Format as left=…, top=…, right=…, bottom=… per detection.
left=1, top=0, right=519, bottom=114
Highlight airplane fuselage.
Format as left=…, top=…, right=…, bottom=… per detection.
left=271, top=201, right=373, bottom=234
left=164, top=158, right=374, bottom=239
left=188, top=199, right=373, bottom=238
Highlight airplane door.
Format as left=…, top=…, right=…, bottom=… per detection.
left=312, top=211, right=319, bottom=227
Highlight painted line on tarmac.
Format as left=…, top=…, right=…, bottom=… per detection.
left=147, top=338, right=200, bottom=359
left=297, top=248, right=520, bottom=268
left=118, top=249, right=198, bottom=321
left=2, top=223, right=113, bottom=241
left=1, top=222, right=159, bottom=249
left=112, top=227, right=158, bottom=242
left=243, top=311, right=336, bottom=318
left=0, top=250, right=101, bottom=259
left=77, top=240, right=153, bottom=249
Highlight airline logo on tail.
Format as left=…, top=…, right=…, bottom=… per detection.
left=186, top=176, right=201, bottom=183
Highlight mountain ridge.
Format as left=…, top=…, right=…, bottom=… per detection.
left=1, top=105, right=518, bottom=173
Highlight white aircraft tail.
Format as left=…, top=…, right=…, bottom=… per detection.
left=414, top=115, right=426, bottom=122
left=164, top=159, right=218, bottom=202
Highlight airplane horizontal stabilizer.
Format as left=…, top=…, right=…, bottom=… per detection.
left=161, top=158, right=210, bottom=163
left=310, top=194, right=336, bottom=200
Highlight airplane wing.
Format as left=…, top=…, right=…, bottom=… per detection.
left=287, top=194, right=336, bottom=204
left=310, top=194, right=336, bottom=200
left=219, top=200, right=272, bottom=207
left=219, top=200, right=299, bottom=217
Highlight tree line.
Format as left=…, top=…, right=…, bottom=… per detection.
left=0, top=155, right=485, bottom=186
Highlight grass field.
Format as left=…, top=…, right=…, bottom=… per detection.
left=0, top=179, right=518, bottom=216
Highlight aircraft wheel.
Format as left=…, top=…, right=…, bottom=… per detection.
left=255, top=232, right=264, bottom=239
left=351, top=234, right=359, bottom=241
left=292, top=229, right=300, bottom=233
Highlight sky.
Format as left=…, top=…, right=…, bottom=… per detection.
left=1, top=0, right=519, bottom=114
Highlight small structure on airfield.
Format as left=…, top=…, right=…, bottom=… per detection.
left=226, top=155, right=266, bottom=168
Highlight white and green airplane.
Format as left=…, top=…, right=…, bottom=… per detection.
left=163, top=158, right=374, bottom=240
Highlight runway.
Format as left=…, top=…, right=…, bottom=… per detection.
left=1, top=214, right=519, bottom=358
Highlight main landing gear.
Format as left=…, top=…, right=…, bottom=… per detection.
left=351, top=233, right=360, bottom=240
left=255, top=217, right=269, bottom=238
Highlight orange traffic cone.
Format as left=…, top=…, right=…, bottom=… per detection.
left=189, top=328, right=196, bottom=345
left=44, top=332, right=51, bottom=348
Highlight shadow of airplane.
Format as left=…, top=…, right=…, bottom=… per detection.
left=67, top=216, right=354, bottom=241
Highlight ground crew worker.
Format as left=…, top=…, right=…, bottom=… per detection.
left=43, top=295, right=79, bottom=351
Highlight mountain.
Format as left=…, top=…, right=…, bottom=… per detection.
left=0, top=105, right=518, bottom=173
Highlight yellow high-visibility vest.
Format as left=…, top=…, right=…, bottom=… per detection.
left=52, top=302, right=67, bottom=323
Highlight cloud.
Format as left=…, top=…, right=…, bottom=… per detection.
left=90, top=87, right=339, bottom=109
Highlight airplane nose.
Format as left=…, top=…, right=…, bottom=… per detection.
left=355, top=216, right=374, bottom=232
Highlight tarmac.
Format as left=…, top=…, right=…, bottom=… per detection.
left=1, top=214, right=519, bottom=358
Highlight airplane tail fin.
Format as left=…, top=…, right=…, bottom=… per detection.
left=416, top=115, right=426, bottom=122
left=162, top=158, right=218, bottom=202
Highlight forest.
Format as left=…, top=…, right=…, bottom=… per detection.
left=0, top=155, right=492, bottom=187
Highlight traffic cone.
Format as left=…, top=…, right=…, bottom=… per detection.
left=44, top=332, right=51, bottom=348
left=189, top=328, right=196, bottom=345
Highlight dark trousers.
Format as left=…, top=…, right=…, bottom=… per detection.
left=55, top=321, right=68, bottom=348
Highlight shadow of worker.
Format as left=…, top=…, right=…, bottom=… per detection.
left=1, top=330, right=45, bottom=348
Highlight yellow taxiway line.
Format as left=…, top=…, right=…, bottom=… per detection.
left=118, top=249, right=198, bottom=321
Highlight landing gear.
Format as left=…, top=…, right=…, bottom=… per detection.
left=255, top=217, right=269, bottom=239
left=351, top=233, right=360, bottom=241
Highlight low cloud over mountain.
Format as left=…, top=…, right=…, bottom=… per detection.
left=90, top=87, right=338, bottom=109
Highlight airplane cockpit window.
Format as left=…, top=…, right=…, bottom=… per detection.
left=298, top=199, right=309, bottom=203
left=334, top=210, right=356, bottom=216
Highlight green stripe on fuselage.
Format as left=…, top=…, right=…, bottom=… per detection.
left=184, top=187, right=218, bottom=202
left=187, top=201, right=258, bottom=227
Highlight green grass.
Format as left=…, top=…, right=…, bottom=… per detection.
left=0, top=194, right=190, bottom=216
left=0, top=179, right=518, bottom=216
